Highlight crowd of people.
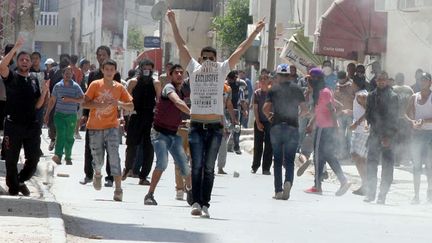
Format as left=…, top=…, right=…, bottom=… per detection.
left=1, top=9, right=431, bottom=221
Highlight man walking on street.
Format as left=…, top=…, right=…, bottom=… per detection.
left=263, top=64, right=307, bottom=200
left=82, top=59, right=134, bottom=201
left=0, top=38, right=48, bottom=196
left=44, top=66, right=84, bottom=165
left=144, top=64, right=192, bottom=205
left=406, top=72, right=432, bottom=204
left=167, top=9, right=264, bottom=218
left=122, top=59, right=161, bottom=185
left=304, top=68, right=351, bottom=196
left=364, top=71, right=399, bottom=204
left=251, top=74, right=273, bottom=175
left=79, top=46, right=121, bottom=187
left=349, top=77, right=369, bottom=195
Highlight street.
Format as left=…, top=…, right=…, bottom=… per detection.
left=40, top=130, right=432, bottom=243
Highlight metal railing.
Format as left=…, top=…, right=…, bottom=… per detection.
left=37, top=12, right=58, bottom=26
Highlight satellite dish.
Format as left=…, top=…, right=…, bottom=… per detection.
left=151, top=1, right=168, bottom=21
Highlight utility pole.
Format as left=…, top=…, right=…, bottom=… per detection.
left=16, top=0, right=36, bottom=51
left=267, top=0, right=276, bottom=70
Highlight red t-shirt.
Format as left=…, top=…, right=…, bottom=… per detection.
left=315, top=87, right=336, bottom=128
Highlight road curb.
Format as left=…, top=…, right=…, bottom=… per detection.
left=31, top=161, right=67, bottom=243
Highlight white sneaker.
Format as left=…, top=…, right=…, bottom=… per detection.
left=191, top=202, right=202, bottom=216
left=201, top=206, right=210, bottom=218
left=175, top=190, right=184, bottom=200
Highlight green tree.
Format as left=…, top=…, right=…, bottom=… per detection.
left=127, top=27, right=144, bottom=51
left=212, top=0, right=252, bottom=55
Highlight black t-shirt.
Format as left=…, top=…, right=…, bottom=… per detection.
left=82, top=69, right=122, bottom=117
left=266, top=81, right=305, bottom=127
left=1, top=71, right=41, bottom=124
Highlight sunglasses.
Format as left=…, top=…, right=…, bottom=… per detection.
left=202, top=56, right=215, bottom=61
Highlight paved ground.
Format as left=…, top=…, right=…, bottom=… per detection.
left=2, top=129, right=432, bottom=243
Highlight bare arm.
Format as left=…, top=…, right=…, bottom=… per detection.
left=118, top=100, right=134, bottom=112
left=167, top=10, right=192, bottom=68
left=228, top=19, right=265, bottom=70
left=0, top=37, right=24, bottom=78
left=44, top=95, right=56, bottom=124
left=168, top=91, right=190, bottom=114
left=153, top=79, right=162, bottom=101
left=226, top=96, right=238, bottom=124
left=263, top=101, right=273, bottom=122
left=62, top=95, right=84, bottom=104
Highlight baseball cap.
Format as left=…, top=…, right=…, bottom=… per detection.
left=44, top=58, right=55, bottom=65
left=276, top=64, right=289, bottom=74
left=421, top=72, right=432, bottom=81
left=309, top=67, right=324, bottom=77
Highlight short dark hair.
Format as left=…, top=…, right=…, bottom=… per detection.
left=139, top=59, right=154, bottom=69
left=79, top=59, right=90, bottom=68
left=96, top=45, right=111, bottom=57
left=102, top=59, right=117, bottom=69
left=227, top=70, right=238, bottom=79
left=70, top=55, right=79, bottom=64
left=353, top=76, right=367, bottom=90
left=5, top=44, right=14, bottom=55
left=127, top=69, right=136, bottom=78
left=169, top=64, right=183, bottom=75
left=31, top=51, right=41, bottom=59
left=59, top=53, right=71, bottom=69
left=337, top=71, right=347, bottom=79
left=200, top=46, right=217, bottom=57
left=16, top=51, right=30, bottom=60
left=260, top=68, right=270, bottom=75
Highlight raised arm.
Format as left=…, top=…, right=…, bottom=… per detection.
left=167, top=9, right=192, bottom=68
left=0, top=37, right=24, bottom=78
left=228, top=19, right=265, bottom=70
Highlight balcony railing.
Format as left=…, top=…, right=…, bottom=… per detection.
left=37, top=12, right=58, bottom=26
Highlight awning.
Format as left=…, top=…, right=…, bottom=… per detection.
left=133, top=48, right=163, bottom=74
left=313, top=0, right=387, bottom=61
left=280, top=30, right=324, bottom=75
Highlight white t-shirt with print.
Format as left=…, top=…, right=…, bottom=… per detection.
left=187, top=59, right=230, bottom=116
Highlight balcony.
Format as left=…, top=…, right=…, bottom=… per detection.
left=36, top=12, right=58, bottom=26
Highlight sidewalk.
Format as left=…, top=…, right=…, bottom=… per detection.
left=0, top=136, right=66, bottom=243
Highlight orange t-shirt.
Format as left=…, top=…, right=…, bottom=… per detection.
left=71, top=65, right=83, bottom=84
left=85, top=79, right=132, bottom=129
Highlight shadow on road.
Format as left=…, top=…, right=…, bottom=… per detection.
left=63, top=213, right=215, bottom=242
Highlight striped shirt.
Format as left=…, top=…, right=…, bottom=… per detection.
left=52, top=80, right=84, bottom=114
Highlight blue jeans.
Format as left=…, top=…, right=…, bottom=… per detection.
left=88, top=128, right=121, bottom=176
left=189, top=124, right=223, bottom=208
left=270, top=123, right=299, bottom=193
left=151, top=129, right=190, bottom=176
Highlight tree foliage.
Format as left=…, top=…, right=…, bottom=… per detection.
left=127, top=27, right=144, bottom=51
left=212, top=0, right=252, bottom=55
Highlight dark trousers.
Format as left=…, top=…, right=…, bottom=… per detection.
left=366, top=135, right=395, bottom=200
left=0, top=100, right=5, bottom=131
left=3, top=120, right=41, bottom=194
left=84, top=129, right=113, bottom=181
left=124, top=114, right=153, bottom=180
left=313, top=127, right=347, bottom=189
left=47, top=107, right=56, bottom=141
left=189, top=124, right=223, bottom=208
left=270, top=123, right=299, bottom=192
left=252, top=121, right=272, bottom=172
